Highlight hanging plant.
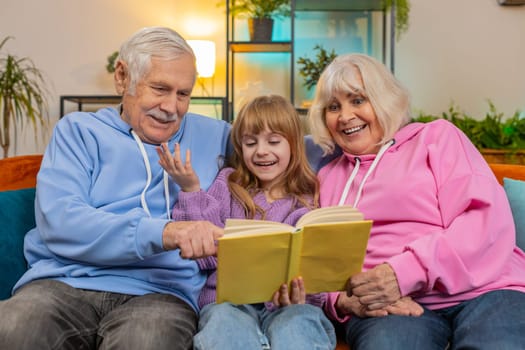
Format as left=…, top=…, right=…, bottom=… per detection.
left=383, top=0, right=411, bottom=40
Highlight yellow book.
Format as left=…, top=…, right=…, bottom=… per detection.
left=216, top=205, right=372, bottom=305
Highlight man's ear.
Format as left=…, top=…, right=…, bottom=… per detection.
left=114, top=60, right=128, bottom=95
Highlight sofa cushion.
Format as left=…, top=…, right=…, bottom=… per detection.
left=503, top=178, right=525, bottom=251
left=0, top=188, right=36, bottom=300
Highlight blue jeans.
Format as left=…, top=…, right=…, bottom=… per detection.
left=194, top=302, right=336, bottom=350
left=345, top=290, right=525, bottom=350
left=0, top=279, right=197, bottom=350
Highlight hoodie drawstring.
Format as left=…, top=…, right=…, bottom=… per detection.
left=131, top=130, right=171, bottom=220
left=338, top=157, right=361, bottom=207
left=338, top=139, right=395, bottom=207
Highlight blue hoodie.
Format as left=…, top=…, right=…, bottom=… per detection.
left=14, top=106, right=231, bottom=312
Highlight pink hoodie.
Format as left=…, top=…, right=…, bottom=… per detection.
left=320, top=119, right=525, bottom=321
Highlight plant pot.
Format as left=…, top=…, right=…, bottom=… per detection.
left=481, top=149, right=525, bottom=165
left=248, top=18, right=274, bottom=42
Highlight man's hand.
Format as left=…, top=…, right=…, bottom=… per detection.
left=157, top=143, right=200, bottom=192
left=347, top=263, right=402, bottom=310
left=162, top=221, right=223, bottom=259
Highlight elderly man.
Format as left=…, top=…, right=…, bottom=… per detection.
left=0, top=27, right=231, bottom=350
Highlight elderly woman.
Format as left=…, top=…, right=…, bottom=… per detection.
left=308, top=53, right=525, bottom=349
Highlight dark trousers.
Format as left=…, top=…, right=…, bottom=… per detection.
left=0, top=279, right=197, bottom=350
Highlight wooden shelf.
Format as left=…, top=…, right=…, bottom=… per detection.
left=295, top=0, right=384, bottom=11
left=229, top=42, right=292, bottom=53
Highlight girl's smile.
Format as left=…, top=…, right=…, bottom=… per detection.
left=241, top=128, right=291, bottom=190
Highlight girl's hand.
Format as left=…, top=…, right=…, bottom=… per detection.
left=272, top=277, right=306, bottom=307
left=157, top=143, right=200, bottom=192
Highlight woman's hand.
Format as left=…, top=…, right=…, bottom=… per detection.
left=384, top=296, right=424, bottom=316
left=157, top=143, right=200, bottom=192
left=335, top=292, right=424, bottom=318
left=335, top=292, right=388, bottom=318
left=347, top=263, right=402, bottom=310
left=272, top=277, right=306, bottom=307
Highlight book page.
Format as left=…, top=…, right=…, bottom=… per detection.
left=296, top=205, right=363, bottom=227
left=224, top=219, right=294, bottom=237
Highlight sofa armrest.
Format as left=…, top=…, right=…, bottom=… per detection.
left=0, top=154, right=43, bottom=191
left=489, top=163, right=525, bottom=185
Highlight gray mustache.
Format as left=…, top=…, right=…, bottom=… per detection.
left=148, top=109, right=178, bottom=122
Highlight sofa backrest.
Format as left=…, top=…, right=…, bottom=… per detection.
left=489, top=163, right=525, bottom=184
left=2, top=155, right=524, bottom=190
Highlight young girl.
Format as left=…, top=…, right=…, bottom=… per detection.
left=158, top=94, right=336, bottom=350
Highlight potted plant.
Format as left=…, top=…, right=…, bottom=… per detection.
left=0, top=37, right=49, bottom=158
left=413, top=101, right=525, bottom=164
left=226, top=0, right=291, bottom=41
left=297, top=45, right=337, bottom=91
left=296, top=1, right=411, bottom=90
left=106, top=51, right=119, bottom=73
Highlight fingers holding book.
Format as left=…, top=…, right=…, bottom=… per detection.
left=271, top=277, right=306, bottom=307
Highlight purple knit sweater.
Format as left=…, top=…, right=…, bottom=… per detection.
left=172, top=167, right=327, bottom=310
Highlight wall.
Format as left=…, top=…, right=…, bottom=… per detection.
left=396, top=0, right=525, bottom=119
left=0, top=0, right=524, bottom=156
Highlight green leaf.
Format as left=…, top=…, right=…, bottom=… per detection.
left=296, top=45, right=337, bottom=90
left=0, top=36, right=49, bottom=158
left=412, top=101, right=525, bottom=151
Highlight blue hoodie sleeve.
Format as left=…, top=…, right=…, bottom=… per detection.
left=31, top=116, right=167, bottom=266
left=30, top=111, right=231, bottom=267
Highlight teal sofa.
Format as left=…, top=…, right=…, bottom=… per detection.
left=1, top=155, right=524, bottom=350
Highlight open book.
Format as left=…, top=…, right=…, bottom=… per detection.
left=216, top=205, right=372, bottom=304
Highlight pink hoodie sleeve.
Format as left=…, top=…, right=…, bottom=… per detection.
left=388, top=122, right=516, bottom=297
left=324, top=292, right=351, bottom=322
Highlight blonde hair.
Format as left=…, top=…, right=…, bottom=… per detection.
left=228, top=95, right=319, bottom=219
left=308, top=53, right=412, bottom=155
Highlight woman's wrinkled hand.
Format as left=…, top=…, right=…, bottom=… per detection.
left=384, top=296, right=424, bottom=317
left=335, top=292, right=424, bottom=318
left=335, top=292, right=388, bottom=318
left=347, top=263, right=402, bottom=310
